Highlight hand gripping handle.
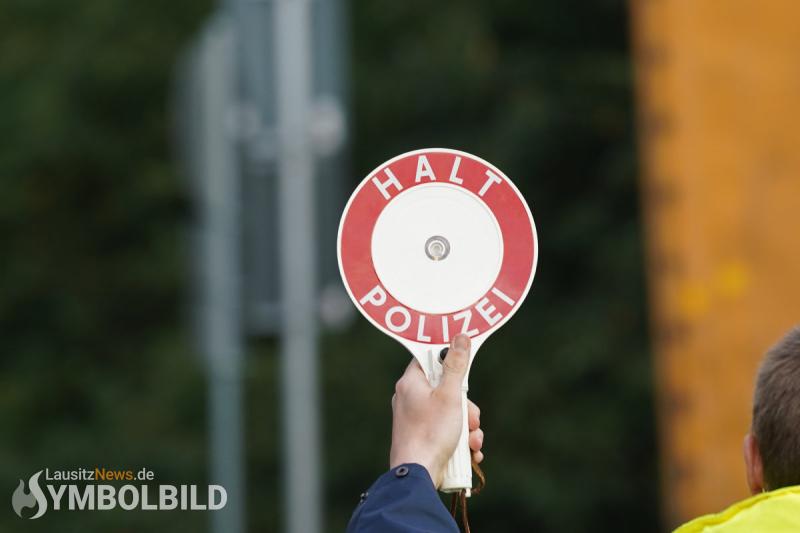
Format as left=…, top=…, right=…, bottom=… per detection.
left=423, top=348, right=472, bottom=496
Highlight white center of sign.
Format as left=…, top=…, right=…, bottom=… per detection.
left=370, top=183, right=504, bottom=315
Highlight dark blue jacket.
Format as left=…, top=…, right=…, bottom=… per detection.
left=347, top=464, right=459, bottom=532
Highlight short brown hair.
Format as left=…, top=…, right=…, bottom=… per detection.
left=752, top=326, right=800, bottom=490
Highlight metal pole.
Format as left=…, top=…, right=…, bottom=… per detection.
left=274, top=1, right=322, bottom=533
left=197, top=17, right=246, bottom=533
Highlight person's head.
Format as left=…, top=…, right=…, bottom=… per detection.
left=744, top=326, right=800, bottom=494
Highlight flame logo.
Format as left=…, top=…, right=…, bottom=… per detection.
left=11, top=470, right=47, bottom=519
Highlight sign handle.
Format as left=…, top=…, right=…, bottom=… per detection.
left=419, top=348, right=473, bottom=496
left=440, top=386, right=472, bottom=496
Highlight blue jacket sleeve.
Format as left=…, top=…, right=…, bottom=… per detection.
left=347, top=464, right=459, bottom=533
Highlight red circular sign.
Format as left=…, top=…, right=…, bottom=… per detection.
left=338, top=148, right=537, bottom=345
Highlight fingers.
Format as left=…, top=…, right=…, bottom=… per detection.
left=469, top=427, right=484, bottom=464
left=395, top=357, right=429, bottom=397
left=402, top=357, right=425, bottom=380
left=467, top=400, right=480, bottom=431
left=468, top=399, right=483, bottom=462
left=438, top=334, right=471, bottom=397
left=468, top=428, right=483, bottom=452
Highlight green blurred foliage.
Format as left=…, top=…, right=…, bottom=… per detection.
left=0, top=1, right=212, bottom=531
left=0, top=0, right=657, bottom=532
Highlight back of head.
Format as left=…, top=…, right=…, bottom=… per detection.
left=753, top=326, right=800, bottom=490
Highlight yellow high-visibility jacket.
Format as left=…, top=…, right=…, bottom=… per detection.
left=674, top=486, right=800, bottom=532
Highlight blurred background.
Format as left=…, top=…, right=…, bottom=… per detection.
left=2, top=0, right=799, bottom=532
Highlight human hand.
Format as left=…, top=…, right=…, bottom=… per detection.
left=389, top=334, right=485, bottom=487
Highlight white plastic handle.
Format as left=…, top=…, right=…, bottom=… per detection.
left=422, top=349, right=472, bottom=496
left=440, top=386, right=472, bottom=496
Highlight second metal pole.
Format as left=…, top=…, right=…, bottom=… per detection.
left=274, top=0, right=322, bottom=532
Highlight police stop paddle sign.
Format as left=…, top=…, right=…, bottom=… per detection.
left=337, top=148, right=538, bottom=494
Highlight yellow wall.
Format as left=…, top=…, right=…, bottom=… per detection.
left=630, top=0, right=800, bottom=528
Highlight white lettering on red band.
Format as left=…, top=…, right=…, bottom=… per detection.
left=475, top=297, right=502, bottom=326
left=357, top=284, right=517, bottom=342
left=359, top=285, right=387, bottom=307
left=415, top=155, right=437, bottom=183
left=490, top=287, right=516, bottom=306
left=479, top=169, right=502, bottom=197
left=372, top=167, right=403, bottom=200
left=452, top=309, right=480, bottom=337
left=417, top=314, right=432, bottom=342
left=386, top=306, right=411, bottom=333
left=448, top=156, right=463, bottom=185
